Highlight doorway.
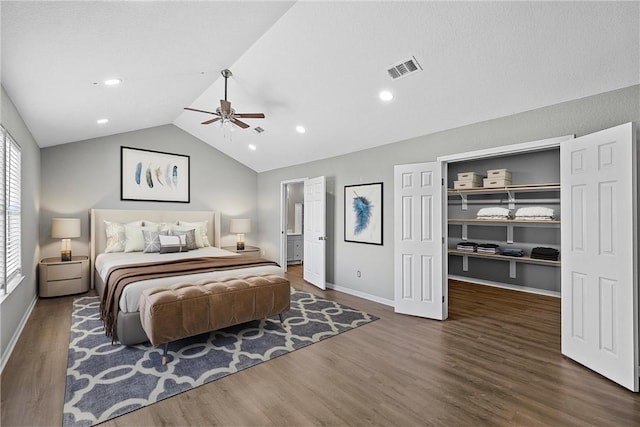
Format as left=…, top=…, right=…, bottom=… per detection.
left=280, top=179, right=305, bottom=273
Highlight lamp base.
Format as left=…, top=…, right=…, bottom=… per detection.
left=236, top=242, right=245, bottom=251
left=61, top=250, right=72, bottom=262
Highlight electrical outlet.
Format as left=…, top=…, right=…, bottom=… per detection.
left=356, top=270, right=361, bottom=278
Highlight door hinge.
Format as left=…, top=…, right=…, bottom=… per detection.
left=441, top=178, right=444, bottom=186
left=442, top=296, right=445, bottom=303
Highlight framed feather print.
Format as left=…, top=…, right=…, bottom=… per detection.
left=344, top=182, right=383, bottom=245
left=121, top=146, right=190, bottom=203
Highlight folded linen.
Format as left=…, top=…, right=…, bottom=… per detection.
left=477, top=243, right=500, bottom=254
left=501, top=248, right=524, bottom=257
left=531, top=247, right=560, bottom=261
left=456, top=241, right=477, bottom=252
left=477, top=207, right=511, bottom=219
left=515, top=207, right=555, bottom=219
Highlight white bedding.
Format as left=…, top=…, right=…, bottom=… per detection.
left=96, top=247, right=284, bottom=313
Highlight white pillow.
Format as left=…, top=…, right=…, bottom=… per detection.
left=177, top=220, right=211, bottom=247
left=124, top=224, right=160, bottom=252
left=142, top=220, right=172, bottom=233
left=104, top=220, right=143, bottom=253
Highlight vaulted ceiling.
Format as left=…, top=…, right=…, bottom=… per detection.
left=2, top=1, right=638, bottom=172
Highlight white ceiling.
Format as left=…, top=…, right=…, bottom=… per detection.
left=2, top=1, right=638, bottom=172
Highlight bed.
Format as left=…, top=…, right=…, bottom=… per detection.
left=89, top=208, right=284, bottom=346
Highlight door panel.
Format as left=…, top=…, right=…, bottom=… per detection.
left=561, top=122, right=638, bottom=391
left=394, top=162, right=446, bottom=319
left=303, top=176, right=326, bottom=289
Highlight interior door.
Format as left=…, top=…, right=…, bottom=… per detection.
left=561, top=122, right=638, bottom=391
left=394, top=162, right=446, bottom=319
left=303, top=176, right=326, bottom=289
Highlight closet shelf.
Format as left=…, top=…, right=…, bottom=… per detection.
left=449, top=218, right=560, bottom=228
left=447, top=183, right=560, bottom=196
left=448, top=249, right=560, bottom=267
left=448, top=183, right=560, bottom=210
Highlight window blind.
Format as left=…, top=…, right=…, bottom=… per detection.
left=1, top=126, right=21, bottom=294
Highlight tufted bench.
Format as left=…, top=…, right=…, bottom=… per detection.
left=139, top=274, right=291, bottom=364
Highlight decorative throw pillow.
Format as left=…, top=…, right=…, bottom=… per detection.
left=170, top=228, right=197, bottom=250
left=104, top=220, right=143, bottom=253
left=142, top=230, right=169, bottom=253
left=158, top=234, right=188, bottom=253
left=124, top=224, right=160, bottom=253
left=142, top=220, right=171, bottom=233
left=177, top=220, right=211, bottom=247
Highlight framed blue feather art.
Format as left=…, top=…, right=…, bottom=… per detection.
left=121, top=146, right=190, bottom=203
left=344, top=182, right=383, bottom=245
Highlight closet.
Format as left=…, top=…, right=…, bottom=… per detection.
left=447, top=148, right=561, bottom=295
left=393, top=122, right=638, bottom=391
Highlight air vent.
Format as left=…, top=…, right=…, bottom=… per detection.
left=253, top=126, right=265, bottom=134
left=386, top=56, right=422, bottom=80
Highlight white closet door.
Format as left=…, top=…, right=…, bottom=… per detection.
left=394, top=162, right=446, bottom=319
left=561, top=122, right=638, bottom=391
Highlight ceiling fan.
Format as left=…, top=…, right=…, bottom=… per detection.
left=184, top=69, right=265, bottom=129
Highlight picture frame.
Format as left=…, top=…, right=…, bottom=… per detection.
left=120, top=146, right=190, bottom=203
left=344, top=182, right=383, bottom=245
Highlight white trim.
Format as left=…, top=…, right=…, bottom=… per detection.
left=326, top=281, right=394, bottom=307
left=0, top=274, right=24, bottom=303
left=438, top=134, right=574, bottom=163
left=0, top=294, right=37, bottom=373
left=448, top=274, right=560, bottom=298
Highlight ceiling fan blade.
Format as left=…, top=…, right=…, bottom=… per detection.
left=184, top=107, right=220, bottom=116
left=234, top=113, right=265, bottom=119
left=201, top=117, right=221, bottom=125
left=231, top=118, right=250, bottom=129
left=220, top=99, right=232, bottom=114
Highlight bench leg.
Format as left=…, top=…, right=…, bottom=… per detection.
left=162, top=343, right=169, bottom=365
left=278, top=313, right=284, bottom=324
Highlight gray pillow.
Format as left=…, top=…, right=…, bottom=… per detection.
left=171, top=228, right=197, bottom=250
left=142, top=230, right=169, bottom=253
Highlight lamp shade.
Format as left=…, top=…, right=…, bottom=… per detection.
left=230, top=218, right=251, bottom=234
left=51, top=218, right=81, bottom=238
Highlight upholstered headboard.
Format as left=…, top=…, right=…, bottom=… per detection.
left=89, top=208, right=221, bottom=286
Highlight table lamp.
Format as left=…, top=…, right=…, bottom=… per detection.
left=230, top=218, right=251, bottom=251
left=51, top=218, right=81, bottom=261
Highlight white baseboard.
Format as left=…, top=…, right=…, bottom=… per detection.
left=448, top=275, right=560, bottom=298
left=1, top=295, right=38, bottom=374
left=325, top=282, right=394, bottom=307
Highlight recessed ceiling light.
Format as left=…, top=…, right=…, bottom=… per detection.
left=96, top=118, right=109, bottom=124
left=379, top=90, right=393, bottom=101
left=248, top=144, right=257, bottom=151
left=104, top=78, right=122, bottom=86
left=296, top=125, right=306, bottom=134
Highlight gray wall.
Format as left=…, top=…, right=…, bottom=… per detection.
left=39, top=125, right=259, bottom=258
left=256, top=84, right=640, bottom=301
left=1, top=86, right=41, bottom=364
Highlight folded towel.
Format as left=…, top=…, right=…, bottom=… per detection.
left=515, top=207, right=554, bottom=219
left=477, top=207, right=511, bottom=219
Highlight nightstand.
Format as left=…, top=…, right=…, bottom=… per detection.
left=39, top=256, right=90, bottom=297
left=222, top=246, right=261, bottom=256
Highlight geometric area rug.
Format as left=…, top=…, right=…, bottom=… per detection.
left=63, top=290, right=378, bottom=426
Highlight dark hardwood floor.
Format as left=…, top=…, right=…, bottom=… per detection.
left=2, top=264, right=640, bottom=426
